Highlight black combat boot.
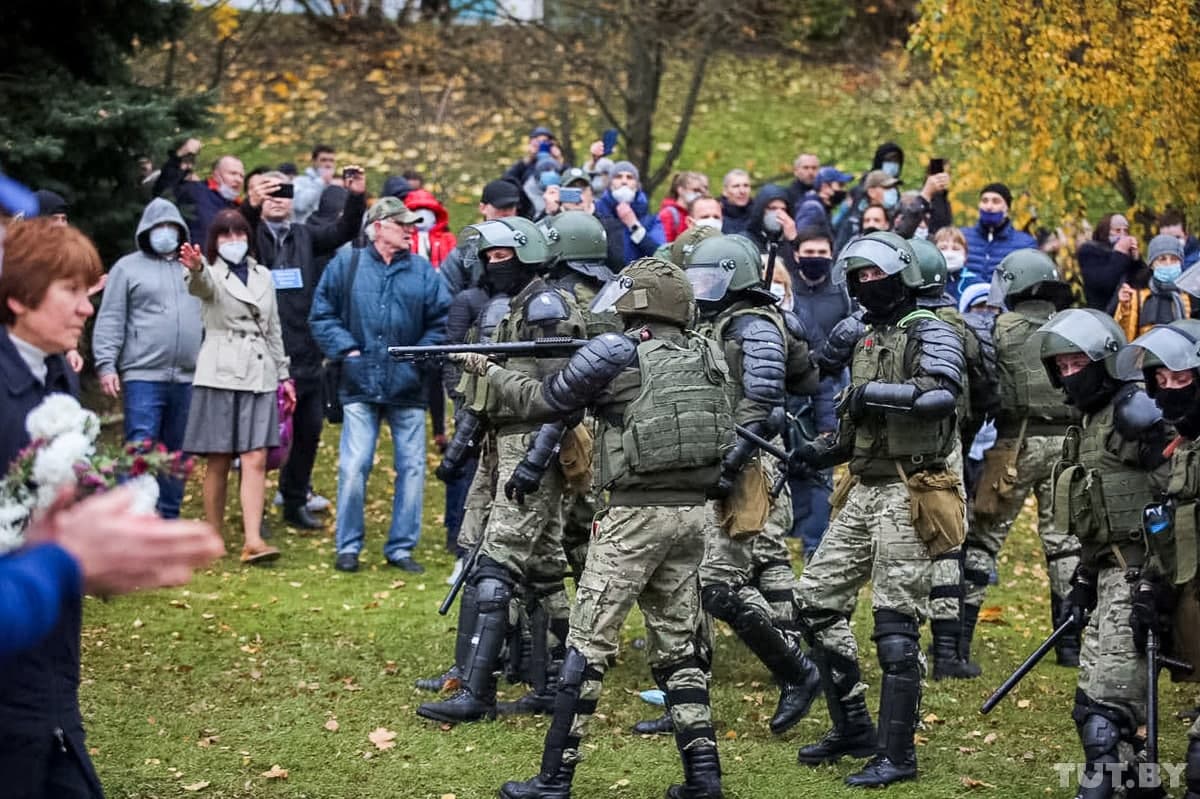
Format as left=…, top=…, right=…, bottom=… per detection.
left=499, top=687, right=557, bottom=716
left=845, top=611, right=921, bottom=788
left=417, top=566, right=511, bottom=724
left=960, top=602, right=981, bottom=666
left=632, top=712, right=674, bottom=735
left=501, top=649, right=591, bottom=799
left=930, top=619, right=982, bottom=680
left=415, top=579, right=479, bottom=692
left=1074, top=702, right=1130, bottom=799
left=700, top=583, right=820, bottom=734
left=1051, top=592, right=1082, bottom=667
left=666, top=743, right=724, bottom=799
left=796, top=647, right=876, bottom=766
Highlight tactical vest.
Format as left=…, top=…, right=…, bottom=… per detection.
left=596, top=333, right=733, bottom=498
left=471, top=280, right=587, bottom=431
left=1158, top=437, right=1200, bottom=586
left=995, top=303, right=1079, bottom=433
left=1053, top=401, right=1156, bottom=552
left=848, top=309, right=957, bottom=478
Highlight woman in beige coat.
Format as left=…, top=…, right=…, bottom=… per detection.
left=180, top=209, right=294, bottom=564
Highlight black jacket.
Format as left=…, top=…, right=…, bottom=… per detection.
left=720, top=197, right=753, bottom=236
left=1077, top=240, right=1142, bottom=312
left=0, top=328, right=102, bottom=797
left=240, top=193, right=365, bottom=380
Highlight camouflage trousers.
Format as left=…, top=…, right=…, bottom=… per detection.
left=457, top=436, right=498, bottom=552
left=561, top=489, right=598, bottom=581
left=700, top=458, right=799, bottom=628
left=1077, top=566, right=1146, bottom=727
left=796, top=479, right=934, bottom=663
left=930, top=441, right=966, bottom=623
left=964, top=435, right=1080, bottom=608
left=477, top=432, right=570, bottom=628
left=566, top=503, right=712, bottom=748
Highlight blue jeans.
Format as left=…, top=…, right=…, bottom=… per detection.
left=123, top=380, right=192, bottom=519
left=789, top=471, right=832, bottom=559
left=444, top=457, right=478, bottom=554
left=336, top=402, right=426, bottom=561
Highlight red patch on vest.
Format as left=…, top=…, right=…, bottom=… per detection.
left=864, top=337, right=874, bottom=349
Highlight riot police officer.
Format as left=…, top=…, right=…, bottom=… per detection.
left=793, top=231, right=965, bottom=787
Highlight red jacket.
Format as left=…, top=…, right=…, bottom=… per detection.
left=404, top=189, right=457, bottom=268
left=657, top=197, right=690, bottom=243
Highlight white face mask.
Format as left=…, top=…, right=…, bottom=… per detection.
left=913, top=225, right=929, bottom=240
left=218, top=183, right=239, bottom=201
left=611, top=185, right=636, bottom=204
left=148, top=226, right=180, bottom=255
left=413, top=209, right=437, bottom=232
left=693, top=217, right=722, bottom=230
left=941, top=249, right=965, bottom=273
left=218, top=240, right=248, bottom=264
left=682, top=191, right=701, bottom=205
left=770, top=282, right=790, bottom=305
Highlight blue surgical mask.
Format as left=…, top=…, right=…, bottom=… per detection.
left=1155, top=264, right=1182, bottom=284
left=881, top=161, right=901, bottom=178
left=149, top=226, right=180, bottom=255
left=979, top=209, right=1006, bottom=228
left=1109, top=234, right=1123, bottom=246
left=882, top=188, right=899, bottom=209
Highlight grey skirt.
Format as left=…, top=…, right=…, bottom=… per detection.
left=183, top=386, right=279, bottom=455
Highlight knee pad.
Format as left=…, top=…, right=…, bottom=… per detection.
left=701, top=583, right=742, bottom=623
left=873, top=609, right=919, bottom=672
left=474, top=576, right=514, bottom=614
left=1079, top=713, right=1123, bottom=761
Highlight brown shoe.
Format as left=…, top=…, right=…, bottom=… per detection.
left=240, top=544, right=281, bottom=565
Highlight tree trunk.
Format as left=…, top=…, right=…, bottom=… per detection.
left=623, top=25, right=662, bottom=183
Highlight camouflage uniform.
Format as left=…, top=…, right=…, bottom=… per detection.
left=963, top=299, right=1083, bottom=667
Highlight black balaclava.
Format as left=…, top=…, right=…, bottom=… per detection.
left=854, top=272, right=914, bottom=324
left=1059, top=361, right=1116, bottom=414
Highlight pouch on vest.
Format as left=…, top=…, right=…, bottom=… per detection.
left=717, top=459, right=771, bottom=540
left=1169, top=576, right=1200, bottom=683
left=559, top=422, right=595, bottom=496
left=1054, top=464, right=1108, bottom=544
left=828, top=470, right=857, bottom=521
left=897, top=464, right=966, bottom=557
left=1175, top=501, right=1198, bottom=586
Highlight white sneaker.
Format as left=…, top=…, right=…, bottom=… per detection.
left=446, top=558, right=465, bottom=586
left=273, top=491, right=284, bottom=507
left=306, top=493, right=331, bottom=513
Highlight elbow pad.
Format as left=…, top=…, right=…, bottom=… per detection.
left=525, top=422, right=568, bottom=470
left=859, top=381, right=918, bottom=413
left=912, top=387, right=958, bottom=419
left=442, top=411, right=486, bottom=470
left=544, top=333, right=637, bottom=412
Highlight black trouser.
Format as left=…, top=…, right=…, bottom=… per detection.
left=280, top=376, right=324, bottom=509
left=426, top=369, right=446, bottom=438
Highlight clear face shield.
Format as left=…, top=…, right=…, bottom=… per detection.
left=1175, top=261, right=1200, bottom=298
left=590, top=273, right=635, bottom=315
left=1116, top=326, right=1200, bottom=380
left=684, top=262, right=737, bottom=303
left=1026, top=309, right=1122, bottom=376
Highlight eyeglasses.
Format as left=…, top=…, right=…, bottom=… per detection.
left=382, top=217, right=416, bottom=229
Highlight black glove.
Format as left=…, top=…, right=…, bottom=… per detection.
left=1130, top=575, right=1173, bottom=655
left=836, top=385, right=867, bottom=421
left=504, top=458, right=544, bottom=505
left=435, top=459, right=465, bottom=483
left=1065, top=565, right=1098, bottom=626
left=436, top=411, right=484, bottom=483
left=791, top=433, right=833, bottom=475
left=707, top=467, right=736, bottom=500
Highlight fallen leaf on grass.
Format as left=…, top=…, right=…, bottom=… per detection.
left=183, top=781, right=210, bottom=791
left=961, top=776, right=995, bottom=789
left=978, top=606, right=1005, bottom=624
left=923, top=712, right=942, bottom=724
left=261, top=765, right=288, bottom=779
left=369, top=727, right=397, bottom=750
left=608, top=778, right=630, bottom=789
left=1016, top=699, right=1031, bottom=709
left=441, top=794, right=457, bottom=799
left=983, top=732, right=998, bottom=745
left=324, top=719, right=340, bottom=732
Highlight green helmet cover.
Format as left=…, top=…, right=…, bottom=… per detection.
left=542, top=211, right=607, bottom=263
left=591, top=257, right=695, bottom=327
left=836, top=231, right=923, bottom=289
left=467, top=217, right=551, bottom=268
left=683, top=234, right=764, bottom=302
left=909, top=237, right=949, bottom=295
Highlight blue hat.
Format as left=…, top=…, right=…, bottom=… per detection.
left=959, top=282, right=990, bottom=314
left=530, top=126, right=554, bottom=139
left=815, top=166, right=854, bottom=188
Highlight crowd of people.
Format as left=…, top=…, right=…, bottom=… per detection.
left=1, top=124, right=1199, bottom=799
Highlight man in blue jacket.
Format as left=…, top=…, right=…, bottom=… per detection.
left=958, top=182, right=1036, bottom=294
left=594, top=161, right=665, bottom=269
left=310, top=198, right=451, bottom=574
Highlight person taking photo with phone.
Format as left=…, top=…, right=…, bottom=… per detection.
left=239, top=168, right=366, bottom=530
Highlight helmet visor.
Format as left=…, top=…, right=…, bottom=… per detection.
left=986, top=269, right=1009, bottom=309
left=685, top=264, right=736, bottom=302
left=1116, top=326, right=1200, bottom=378
left=465, top=220, right=525, bottom=252
left=1175, top=261, right=1200, bottom=298
left=590, top=273, right=635, bottom=315
left=836, top=238, right=909, bottom=277
left=1028, top=310, right=1122, bottom=364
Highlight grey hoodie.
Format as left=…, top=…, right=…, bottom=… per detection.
left=93, top=198, right=203, bottom=382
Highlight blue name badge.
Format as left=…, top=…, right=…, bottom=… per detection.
left=271, top=267, right=304, bottom=290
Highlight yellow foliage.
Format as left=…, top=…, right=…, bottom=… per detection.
left=909, top=0, right=1200, bottom=224
left=206, top=1, right=240, bottom=41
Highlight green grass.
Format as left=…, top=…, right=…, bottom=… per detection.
left=79, top=424, right=1199, bottom=799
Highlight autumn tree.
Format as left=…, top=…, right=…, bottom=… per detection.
left=908, top=0, right=1200, bottom=227
left=0, top=1, right=209, bottom=259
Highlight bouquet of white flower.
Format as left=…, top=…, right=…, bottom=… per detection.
left=0, top=394, right=194, bottom=554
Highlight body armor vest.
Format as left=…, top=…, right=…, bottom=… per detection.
left=995, top=303, right=1080, bottom=432
left=1160, top=437, right=1200, bottom=586
left=849, top=310, right=957, bottom=477
left=596, top=333, right=732, bottom=495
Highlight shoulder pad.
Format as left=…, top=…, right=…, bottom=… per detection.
left=727, top=313, right=785, bottom=345
left=1113, top=384, right=1164, bottom=439
left=732, top=316, right=786, bottom=407
left=910, top=318, right=966, bottom=389
left=524, top=289, right=572, bottom=325
left=478, top=294, right=511, bottom=342
left=781, top=310, right=810, bottom=345
left=545, top=333, right=638, bottom=412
